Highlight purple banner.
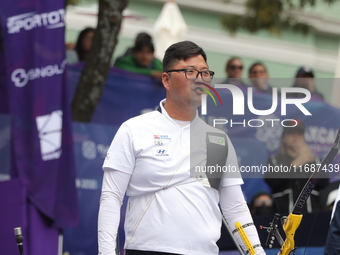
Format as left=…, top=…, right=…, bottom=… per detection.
left=0, top=0, right=78, bottom=228
left=68, top=64, right=166, bottom=125
left=0, top=179, right=26, bottom=255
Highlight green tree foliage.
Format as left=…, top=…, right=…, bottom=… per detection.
left=66, top=0, right=80, bottom=6
left=221, top=0, right=339, bottom=36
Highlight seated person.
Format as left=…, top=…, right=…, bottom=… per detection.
left=249, top=192, right=275, bottom=216
left=113, top=32, right=152, bottom=65
left=114, top=40, right=163, bottom=81
left=264, top=120, right=328, bottom=214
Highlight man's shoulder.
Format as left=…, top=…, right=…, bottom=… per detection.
left=197, top=118, right=227, bottom=136
left=124, top=110, right=160, bottom=125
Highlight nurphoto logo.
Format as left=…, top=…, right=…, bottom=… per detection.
left=201, top=84, right=312, bottom=128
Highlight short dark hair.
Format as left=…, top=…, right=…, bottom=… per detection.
left=163, top=41, right=207, bottom=71
left=248, top=62, right=267, bottom=74
left=132, top=40, right=155, bottom=53
left=135, top=32, right=152, bottom=44
left=226, top=56, right=242, bottom=69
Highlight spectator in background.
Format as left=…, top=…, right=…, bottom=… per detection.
left=67, top=27, right=95, bottom=64
left=249, top=192, right=275, bottom=216
left=264, top=120, right=329, bottom=214
left=290, top=66, right=324, bottom=101
left=114, top=32, right=152, bottom=65
left=223, top=57, right=248, bottom=89
left=114, top=40, right=163, bottom=81
left=248, top=62, right=274, bottom=94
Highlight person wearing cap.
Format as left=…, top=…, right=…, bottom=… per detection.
left=264, top=120, right=329, bottom=214
left=289, top=66, right=324, bottom=101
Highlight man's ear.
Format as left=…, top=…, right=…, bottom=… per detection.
left=162, top=72, right=170, bottom=91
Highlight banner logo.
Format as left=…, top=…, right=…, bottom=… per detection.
left=7, top=9, right=65, bottom=34
left=36, top=110, right=63, bottom=161
left=82, top=140, right=97, bottom=160
left=11, top=59, right=67, bottom=87
left=81, top=140, right=109, bottom=160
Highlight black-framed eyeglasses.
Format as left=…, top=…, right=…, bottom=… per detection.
left=166, top=68, right=215, bottom=82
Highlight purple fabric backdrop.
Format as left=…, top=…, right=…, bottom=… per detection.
left=0, top=0, right=78, bottom=228
left=0, top=179, right=26, bottom=255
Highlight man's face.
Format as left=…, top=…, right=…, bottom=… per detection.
left=162, top=54, right=209, bottom=110
left=295, top=74, right=315, bottom=92
left=249, top=64, right=268, bottom=90
left=226, top=58, right=243, bottom=79
left=133, top=47, right=154, bottom=68
left=282, top=131, right=305, bottom=148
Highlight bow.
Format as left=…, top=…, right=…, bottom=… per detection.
left=264, top=128, right=340, bottom=255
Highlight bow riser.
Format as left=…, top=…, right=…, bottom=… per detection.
left=280, top=213, right=303, bottom=255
